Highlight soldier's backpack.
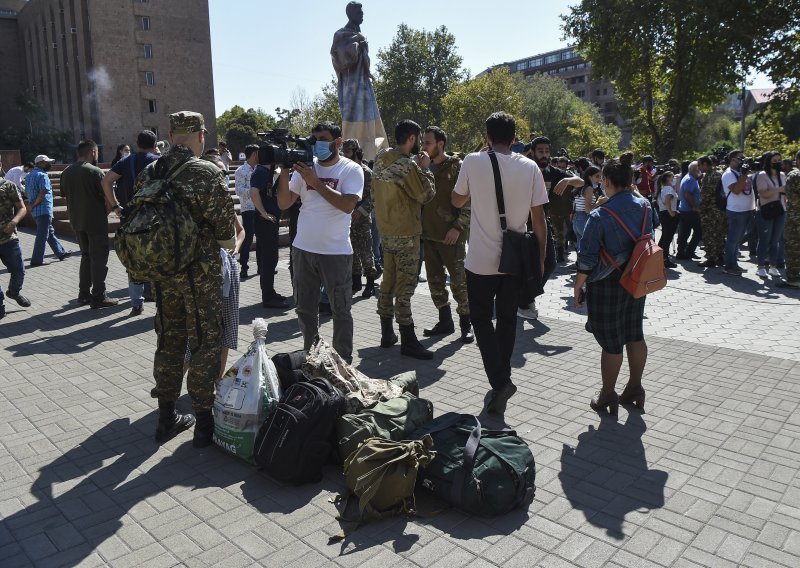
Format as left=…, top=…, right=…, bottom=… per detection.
left=329, top=435, right=435, bottom=543
left=600, top=203, right=667, bottom=299
left=253, top=377, right=344, bottom=483
left=411, top=413, right=536, bottom=517
left=336, top=393, right=434, bottom=461
left=115, top=158, right=201, bottom=282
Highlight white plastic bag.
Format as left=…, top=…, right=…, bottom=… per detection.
left=213, top=319, right=282, bottom=463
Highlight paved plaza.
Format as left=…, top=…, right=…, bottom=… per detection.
left=2, top=229, right=800, bottom=567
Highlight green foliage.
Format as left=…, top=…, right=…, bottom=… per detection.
left=754, top=4, right=800, bottom=111
left=0, top=93, right=72, bottom=162
left=565, top=106, right=621, bottom=159
left=562, top=0, right=786, bottom=161
left=745, top=113, right=798, bottom=158
left=374, top=24, right=465, bottom=138
left=284, top=81, right=342, bottom=136
left=441, top=68, right=526, bottom=152
left=216, top=106, right=277, bottom=155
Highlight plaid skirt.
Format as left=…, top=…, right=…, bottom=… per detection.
left=586, top=269, right=645, bottom=354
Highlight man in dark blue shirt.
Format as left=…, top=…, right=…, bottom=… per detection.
left=250, top=164, right=289, bottom=308
left=676, top=161, right=703, bottom=260
left=101, top=130, right=160, bottom=315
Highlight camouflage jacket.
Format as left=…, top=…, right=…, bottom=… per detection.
left=354, top=163, right=373, bottom=220
left=0, top=178, right=24, bottom=246
left=133, top=145, right=236, bottom=273
left=422, top=154, right=469, bottom=243
left=699, top=168, right=723, bottom=215
left=372, top=148, right=435, bottom=237
left=786, top=168, right=800, bottom=225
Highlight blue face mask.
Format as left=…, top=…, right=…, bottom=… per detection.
left=314, top=140, right=333, bottom=161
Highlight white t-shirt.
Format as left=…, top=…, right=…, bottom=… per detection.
left=4, top=166, right=26, bottom=189
left=721, top=168, right=756, bottom=212
left=453, top=151, right=549, bottom=275
left=658, top=184, right=678, bottom=211
left=289, top=156, right=364, bottom=255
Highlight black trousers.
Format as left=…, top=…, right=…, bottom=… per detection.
left=466, top=270, right=522, bottom=390
left=76, top=230, right=109, bottom=298
left=658, top=210, right=680, bottom=256
left=677, top=210, right=703, bottom=257
left=240, top=210, right=259, bottom=273
left=255, top=217, right=280, bottom=302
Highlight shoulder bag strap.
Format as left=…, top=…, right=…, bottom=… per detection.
left=451, top=416, right=482, bottom=506
left=488, top=151, right=507, bottom=232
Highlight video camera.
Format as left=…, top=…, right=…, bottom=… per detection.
left=257, top=129, right=315, bottom=167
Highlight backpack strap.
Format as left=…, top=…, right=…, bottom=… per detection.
left=598, top=202, right=650, bottom=272
left=488, top=151, right=508, bottom=232
left=451, top=416, right=482, bottom=506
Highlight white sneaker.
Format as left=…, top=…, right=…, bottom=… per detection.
left=756, top=267, right=768, bottom=278
left=768, top=267, right=781, bottom=277
left=517, top=303, right=538, bottom=320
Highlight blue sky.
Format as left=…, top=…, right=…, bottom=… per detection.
left=208, top=0, right=773, bottom=118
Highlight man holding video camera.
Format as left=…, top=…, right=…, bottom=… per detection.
left=276, top=122, right=364, bottom=363
left=722, top=150, right=756, bottom=275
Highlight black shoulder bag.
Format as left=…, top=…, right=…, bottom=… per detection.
left=489, top=151, right=553, bottom=302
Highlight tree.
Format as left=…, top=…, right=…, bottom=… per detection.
left=562, top=0, right=786, bottom=161
left=0, top=93, right=72, bottom=162
left=755, top=3, right=800, bottom=111
left=565, top=107, right=621, bottom=159
left=374, top=24, right=465, bottom=136
left=745, top=113, right=797, bottom=158
left=442, top=68, right=525, bottom=152
left=285, top=81, right=342, bottom=136
left=519, top=73, right=593, bottom=151
left=215, top=106, right=277, bottom=156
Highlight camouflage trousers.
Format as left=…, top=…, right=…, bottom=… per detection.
left=377, top=235, right=419, bottom=325
left=152, top=265, right=223, bottom=412
left=785, top=214, right=800, bottom=281
left=550, top=214, right=569, bottom=253
left=700, top=208, right=727, bottom=262
left=351, top=219, right=378, bottom=280
left=423, top=240, right=469, bottom=316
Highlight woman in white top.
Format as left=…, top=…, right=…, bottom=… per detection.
left=754, top=151, right=787, bottom=277
left=655, top=171, right=679, bottom=268
left=572, top=165, right=601, bottom=252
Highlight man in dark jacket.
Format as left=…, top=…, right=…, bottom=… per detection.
left=61, top=140, right=117, bottom=309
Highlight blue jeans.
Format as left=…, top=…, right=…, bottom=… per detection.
left=725, top=210, right=754, bottom=269
left=573, top=212, right=589, bottom=253
left=0, top=239, right=25, bottom=306
left=756, top=212, right=786, bottom=267
left=128, top=275, right=152, bottom=308
left=32, top=215, right=66, bottom=265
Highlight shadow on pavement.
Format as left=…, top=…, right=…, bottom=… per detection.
left=559, top=411, right=667, bottom=540
left=513, top=319, right=572, bottom=363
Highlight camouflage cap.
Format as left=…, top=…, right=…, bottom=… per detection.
left=169, top=111, right=208, bottom=134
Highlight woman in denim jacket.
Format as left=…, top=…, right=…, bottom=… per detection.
left=574, top=158, right=651, bottom=415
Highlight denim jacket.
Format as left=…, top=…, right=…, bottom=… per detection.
left=577, top=191, right=652, bottom=283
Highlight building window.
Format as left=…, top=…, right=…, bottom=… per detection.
left=140, top=16, right=150, bottom=30
left=596, top=89, right=600, bottom=96
left=531, top=57, right=542, bottom=67
left=516, top=61, right=528, bottom=72
left=576, top=90, right=585, bottom=98
left=545, top=54, right=560, bottom=64
left=143, top=44, right=152, bottom=58
left=145, top=71, right=155, bottom=85
left=148, top=99, right=157, bottom=113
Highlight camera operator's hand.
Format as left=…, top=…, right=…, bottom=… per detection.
left=293, top=161, right=322, bottom=190
left=413, top=151, right=431, bottom=170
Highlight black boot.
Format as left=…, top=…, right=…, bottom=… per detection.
left=362, top=276, right=375, bottom=298
left=193, top=410, right=214, bottom=448
left=154, top=401, right=195, bottom=444
left=380, top=317, right=398, bottom=348
left=399, top=324, right=433, bottom=360
left=352, top=276, right=363, bottom=293
left=423, top=306, right=455, bottom=336
left=459, top=314, right=474, bottom=344
left=557, top=247, right=565, bottom=263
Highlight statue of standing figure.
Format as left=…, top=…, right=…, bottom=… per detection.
left=331, top=2, right=389, bottom=161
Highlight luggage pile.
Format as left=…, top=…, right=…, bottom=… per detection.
left=214, top=324, right=537, bottom=538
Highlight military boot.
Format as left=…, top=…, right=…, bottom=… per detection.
left=459, top=314, right=474, bottom=344
left=362, top=276, right=376, bottom=298
left=352, top=275, right=363, bottom=294
left=154, top=401, right=195, bottom=444
left=399, top=324, right=433, bottom=360
left=380, top=317, right=398, bottom=348
left=193, top=410, right=214, bottom=448
left=423, top=306, right=455, bottom=336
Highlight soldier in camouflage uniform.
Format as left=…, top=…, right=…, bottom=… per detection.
left=780, top=152, right=800, bottom=288
left=0, top=176, right=31, bottom=319
left=372, top=120, right=436, bottom=359
left=342, top=139, right=379, bottom=298
left=419, top=126, right=473, bottom=344
left=698, top=157, right=727, bottom=268
left=142, top=111, right=236, bottom=447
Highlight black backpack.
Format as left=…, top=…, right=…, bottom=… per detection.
left=715, top=176, right=729, bottom=211
left=253, top=377, right=344, bottom=483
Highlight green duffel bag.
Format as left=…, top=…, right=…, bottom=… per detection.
left=411, top=412, right=536, bottom=516
left=337, top=393, right=434, bottom=461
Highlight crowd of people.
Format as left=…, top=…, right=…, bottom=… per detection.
left=1, top=107, right=798, bottom=443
